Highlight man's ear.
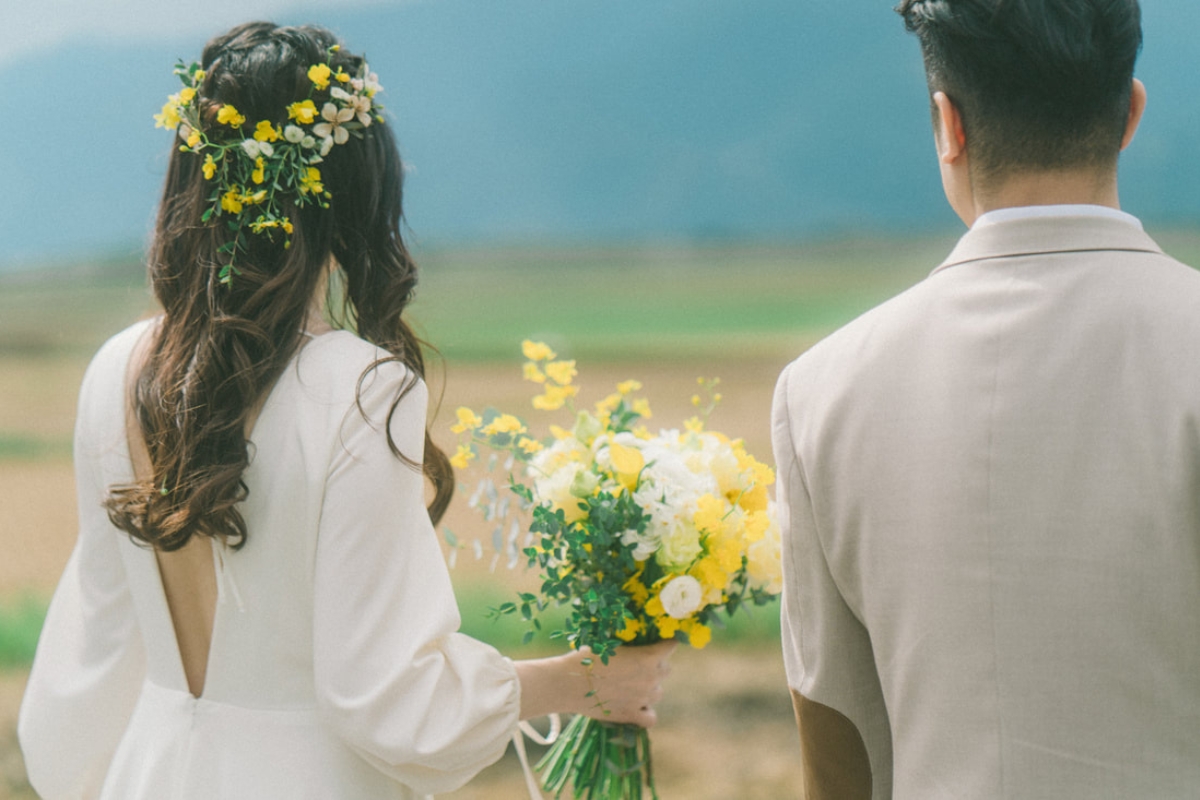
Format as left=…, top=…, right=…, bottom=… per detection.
left=933, top=91, right=966, bottom=165
left=1120, top=78, right=1147, bottom=151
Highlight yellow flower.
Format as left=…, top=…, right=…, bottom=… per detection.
left=521, top=340, right=556, bottom=361
left=308, top=63, right=332, bottom=90
left=645, top=593, right=665, bottom=618
left=193, top=70, right=205, bottom=82
left=243, top=189, right=268, bottom=205
left=202, top=154, right=218, bottom=180
left=335, top=67, right=351, bottom=83
left=517, top=436, right=544, bottom=454
left=617, top=379, right=642, bottom=395
left=179, top=87, right=196, bottom=104
left=449, top=444, right=475, bottom=470
left=691, top=394, right=702, bottom=407
left=251, top=156, right=266, bottom=185
left=655, top=616, right=680, bottom=639
left=680, top=618, right=711, bottom=649
left=523, top=362, right=546, bottom=384
left=299, top=166, right=323, bottom=195
left=623, top=574, right=650, bottom=605
left=287, top=99, right=319, bottom=125
left=693, top=494, right=729, bottom=536
left=216, top=104, right=245, bottom=128
left=549, top=425, right=572, bottom=440
left=742, top=509, right=771, bottom=544
left=154, top=99, right=181, bottom=130
left=595, top=393, right=621, bottom=415
left=481, top=414, right=526, bottom=436
left=608, top=442, right=644, bottom=492
left=631, top=398, right=652, bottom=418
left=186, top=129, right=201, bottom=148
left=544, top=360, right=577, bottom=386
left=254, top=120, right=281, bottom=142
left=533, top=383, right=577, bottom=411
left=615, top=616, right=644, bottom=643
left=684, top=416, right=705, bottom=433
left=450, top=407, right=483, bottom=434
left=220, top=187, right=244, bottom=214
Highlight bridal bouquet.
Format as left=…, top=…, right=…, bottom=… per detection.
left=449, top=342, right=782, bottom=799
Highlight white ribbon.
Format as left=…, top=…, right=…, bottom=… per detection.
left=511, top=714, right=562, bottom=800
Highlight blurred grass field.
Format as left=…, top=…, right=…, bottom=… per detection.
left=4, top=231, right=1199, bottom=798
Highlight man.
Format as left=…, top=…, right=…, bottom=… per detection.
left=773, top=1, right=1200, bottom=797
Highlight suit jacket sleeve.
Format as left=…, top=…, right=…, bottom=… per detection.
left=772, top=361, right=893, bottom=800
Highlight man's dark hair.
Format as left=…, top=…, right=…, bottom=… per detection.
left=896, top=0, right=1142, bottom=184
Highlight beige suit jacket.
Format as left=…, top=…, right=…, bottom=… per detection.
left=773, top=214, right=1200, bottom=799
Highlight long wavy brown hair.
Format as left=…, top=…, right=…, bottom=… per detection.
left=106, top=22, right=453, bottom=551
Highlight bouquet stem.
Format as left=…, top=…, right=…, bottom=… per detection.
left=536, top=715, right=657, bottom=799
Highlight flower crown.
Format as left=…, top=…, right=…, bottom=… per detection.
left=154, top=46, right=384, bottom=285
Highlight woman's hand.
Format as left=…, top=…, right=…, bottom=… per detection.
left=514, top=641, right=676, bottom=728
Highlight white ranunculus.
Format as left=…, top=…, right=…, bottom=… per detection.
left=240, top=139, right=261, bottom=158
left=284, top=124, right=305, bottom=143
left=659, top=575, right=703, bottom=619
left=257, top=141, right=275, bottom=158
left=655, top=515, right=703, bottom=572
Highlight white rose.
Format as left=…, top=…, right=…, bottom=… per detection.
left=659, top=575, right=703, bottom=619
left=655, top=515, right=703, bottom=572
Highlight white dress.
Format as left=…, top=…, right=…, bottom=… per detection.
left=18, top=320, right=520, bottom=799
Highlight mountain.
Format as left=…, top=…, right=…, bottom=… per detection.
left=2, top=0, right=1197, bottom=269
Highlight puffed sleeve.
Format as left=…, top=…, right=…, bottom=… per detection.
left=312, top=360, right=520, bottom=796
left=772, top=363, right=893, bottom=800
left=19, top=331, right=147, bottom=799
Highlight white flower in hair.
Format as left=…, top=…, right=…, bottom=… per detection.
left=314, top=102, right=353, bottom=146
left=283, top=124, right=304, bottom=143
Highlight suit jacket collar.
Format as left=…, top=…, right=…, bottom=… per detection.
left=933, top=214, right=1164, bottom=275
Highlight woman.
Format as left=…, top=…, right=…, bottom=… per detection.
left=18, top=21, right=672, bottom=800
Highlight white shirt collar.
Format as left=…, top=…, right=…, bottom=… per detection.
left=972, top=204, right=1143, bottom=231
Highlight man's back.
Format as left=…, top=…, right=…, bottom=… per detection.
left=774, top=211, right=1200, bottom=798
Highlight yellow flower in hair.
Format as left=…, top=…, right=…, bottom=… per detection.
left=282, top=218, right=294, bottom=234
left=154, top=99, right=181, bottom=130
left=202, top=153, right=218, bottom=180
left=220, top=187, right=244, bottom=214
left=308, top=63, right=332, bottom=90
left=287, top=99, right=319, bottom=125
left=179, top=87, right=196, bottom=104
left=243, top=189, right=268, bottom=205
left=254, top=120, right=281, bottom=142
left=299, top=166, right=323, bottom=195
left=193, top=69, right=205, bottom=82
left=186, top=129, right=201, bottom=148
left=216, top=104, right=245, bottom=128
left=335, top=67, right=351, bottom=83
left=521, top=340, right=556, bottom=362
left=251, top=157, right=266, bottom=185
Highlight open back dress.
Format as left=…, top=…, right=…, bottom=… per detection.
left=19, top=319, right=519, bottom=799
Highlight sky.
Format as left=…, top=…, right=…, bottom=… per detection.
left=0, top=0, right=403, bottom=68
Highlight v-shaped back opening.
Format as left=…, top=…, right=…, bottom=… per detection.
left=123, top=321, right=220, bottom=699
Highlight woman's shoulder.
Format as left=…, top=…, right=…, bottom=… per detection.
left=288, top=329, right=423, bottom=410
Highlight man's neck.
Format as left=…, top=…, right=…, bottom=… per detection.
left=972, top=167, right=1120, bottom=220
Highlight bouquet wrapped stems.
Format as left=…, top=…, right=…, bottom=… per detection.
left=538, top=716, right=656, bottom=800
